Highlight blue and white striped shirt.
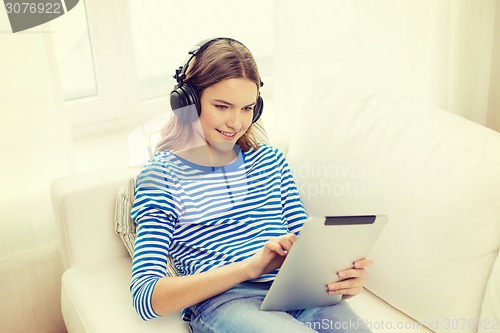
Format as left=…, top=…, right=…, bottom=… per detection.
left=130, top=144, right=307, bottom=321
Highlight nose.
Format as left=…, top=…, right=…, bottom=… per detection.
left=226, top=109, right=242, bottom=131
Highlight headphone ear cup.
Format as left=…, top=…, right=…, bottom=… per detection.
left=252, top=94, right=264, bottom=123
left=170, top=83, right=201, bottom=122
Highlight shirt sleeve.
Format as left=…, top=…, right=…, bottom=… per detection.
left=273, top=147, right=308, bottom=235
left=129, top=157, right=181, bottom=321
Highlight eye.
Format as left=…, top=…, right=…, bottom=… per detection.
left=243, top=106, right=254, bottom=112
left=215, top=104, right=228, bottom=110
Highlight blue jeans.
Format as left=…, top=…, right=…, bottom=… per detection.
left=188, top=282, right=372, bottom=333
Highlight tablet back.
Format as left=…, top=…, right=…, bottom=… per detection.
left=260, top=215, right=388, bottom=311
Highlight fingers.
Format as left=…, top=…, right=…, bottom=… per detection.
left=327, top=273, right=365, bottom=291
left=326, top=276, right=365, bottom=297
left=328, top=284, right=364, bottom=298
left=325, top=258, right=373, bottom=298
left=246, top=234, right=297, bottom=279
left=353, top=257, right=373, bottom=269
left=337, top=267, right=366, bottom=280
left=264, top=233, right=297, bottom=257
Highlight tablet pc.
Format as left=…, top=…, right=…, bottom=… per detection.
left=260, top=215, right=388, bottom=311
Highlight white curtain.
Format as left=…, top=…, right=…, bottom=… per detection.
left=0, top=15, right=74, bottom=333
left=272, top=0, right=500, bottom=142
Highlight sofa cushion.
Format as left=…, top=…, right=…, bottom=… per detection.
left=114, top=177, right=137, bottom=257
left=347, top=291, right=433, bottom=332
left=286, top=79, right=500, bottom=333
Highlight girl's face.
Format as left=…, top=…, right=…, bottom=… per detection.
left=196, top=77, right=258, bottom=155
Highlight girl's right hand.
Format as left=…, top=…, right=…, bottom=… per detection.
left=244, top=233, right=297, bottom=279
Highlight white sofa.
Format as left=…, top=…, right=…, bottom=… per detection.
left=51, top=81, right=500, bottom=333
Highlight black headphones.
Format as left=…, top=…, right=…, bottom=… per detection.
left=170, top=37, right=264, bottom=123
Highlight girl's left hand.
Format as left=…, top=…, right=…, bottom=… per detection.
left=326, top=258, right=373, bottom=300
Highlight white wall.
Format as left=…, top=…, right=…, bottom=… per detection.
left=0, top=12, right=73, bottom=333
left=271, top=0, right=498, bottom=142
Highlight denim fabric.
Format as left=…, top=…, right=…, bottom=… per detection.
left=188, top=282, right=372, bottom=333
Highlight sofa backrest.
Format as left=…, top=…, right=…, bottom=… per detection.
left=51, top=168, right=134, bottom=270
left=285, top=80, right=500, bottom=332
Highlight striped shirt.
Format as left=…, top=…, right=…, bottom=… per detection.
left=130, top=144, right=307, bottom=321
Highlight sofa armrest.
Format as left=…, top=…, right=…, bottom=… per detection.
left=61, top=257, right=189, bottom=333
left=51, top=167, right=135, bottom=270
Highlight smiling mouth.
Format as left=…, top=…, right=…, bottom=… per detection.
left=216, top=129, right=237, bottom=138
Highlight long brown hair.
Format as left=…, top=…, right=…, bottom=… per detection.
left=156, top=38, right=262, bottom=153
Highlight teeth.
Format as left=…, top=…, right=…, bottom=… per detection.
left=219, top=130, right=236, bottom=137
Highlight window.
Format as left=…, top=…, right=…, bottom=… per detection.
left=128, top=0, right=274, bottom=101
left=52, top=1, right=96, bottom=101
left=52, top=0, right=274, bottom=129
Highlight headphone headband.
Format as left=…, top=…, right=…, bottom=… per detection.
left=174, top=38, right=237, bottom=86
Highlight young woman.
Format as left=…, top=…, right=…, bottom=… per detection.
left=130, top=37, right=372, bottom=332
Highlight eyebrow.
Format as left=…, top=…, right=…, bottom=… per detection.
left=213, top=99, right=256, bottom=107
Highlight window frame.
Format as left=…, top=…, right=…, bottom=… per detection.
left=62, top=0, right=274, bottom=135
left=64, top=0, right=166, bottom=132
